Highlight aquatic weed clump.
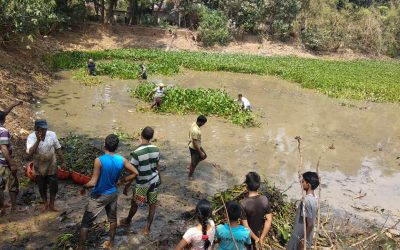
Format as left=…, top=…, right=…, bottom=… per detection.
left=209, top=181, right=296, bottom=248
left=131, top=82, right=259, bottom=128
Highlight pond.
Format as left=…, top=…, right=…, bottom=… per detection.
left=37, top=70, right=400, bottom=224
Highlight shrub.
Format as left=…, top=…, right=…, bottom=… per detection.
left=198, top=8, right=231, bottom=46
left=270, top=0, right=302, bottom=41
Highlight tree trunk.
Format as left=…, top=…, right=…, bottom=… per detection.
left=93, top=0, right=99, bottom=21
left=101, top=0, right=105, bottom=23
left=128, top=0, right=139, bottom=25
left=106, top=0, right=118, bottom=24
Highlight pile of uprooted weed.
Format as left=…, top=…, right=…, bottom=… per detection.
left=209, top=181, right=400, bottom=249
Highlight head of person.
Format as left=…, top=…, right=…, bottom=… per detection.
left=140, top=64, right=144, bottom=69
left=141, top=126, right=154, bottom=141
left=105, top=134, right=119, bottom=152
left=88, top=58, right=94, bottom=64
left=158, top=83, right=165, bottom=89
left=196, top=199, right=212, bottom=249
left=0, top=111, right=6, bottom=125
left=245, top=172, right=261, bottom=192
left=34, top=119, right=48, bottom=137
left=196, top=115, right=207, bottom=127
left=238, top=93, right=243, bottom=100
left=226, top=200, right=242, bottom=222
left=302, top=171, right=319, bottom=191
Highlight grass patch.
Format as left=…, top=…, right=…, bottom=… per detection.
left=45, top=48, right=400, bottom=102
left=131, top=82, right=258, bottom=127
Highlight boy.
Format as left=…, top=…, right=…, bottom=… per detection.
left=286, top=171, right=319, bottom=250
left=240, top=172, right=273, bottom=249
left=140, top=64, right=147, bottom=80
left=78, top=134, right=138, bottom=250
left=120, top=126, right=161, bottom=235
left=237, top=94, right=251, bottom=110
left=216, top=201, right=251, bottom=250
left=151, top=83, right=165, bottom=109
left=187, top=115, right=207, bottom=179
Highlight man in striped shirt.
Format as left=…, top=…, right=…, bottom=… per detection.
left=120, top=126, right=161, bottom=235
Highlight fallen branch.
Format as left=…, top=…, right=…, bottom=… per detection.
left=350, top=219, right=400, bottom=247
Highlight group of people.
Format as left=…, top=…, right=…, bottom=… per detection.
left=1, top=96, right=318, bottom=250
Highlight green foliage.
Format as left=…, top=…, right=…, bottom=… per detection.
left=72, top=69, right=103, bottom=86
left=198, top=7, right=231, bottom=46
left=131, top=82, right=258, bottom=127
left=59, top=135, right=103, bottom=175
left=209, top=181, right=296, bottom=246
left=270, top=0, right=302, bottom=41
left=47, top=48, right=400, bottom=102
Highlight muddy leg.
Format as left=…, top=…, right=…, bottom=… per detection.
left=0, top=189, right=5, bottom=215
left=9, top=191, right=17, bottom=211
left=37, top=175, right=48, bottom=211
left=144, top=204, right=156, bottom=235
left=78, top=227, right=89, bottom=250
left=122, top=195, right=138, bottom=225
left=48, top=175, right=58, bottom=211
left=108, top=222, right=117, bottom=246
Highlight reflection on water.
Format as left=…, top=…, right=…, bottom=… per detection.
left=38, top=70, right=400, bottom=222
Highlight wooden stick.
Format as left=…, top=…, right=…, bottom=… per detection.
left=314, top=156, right=322, bottom=250
left=220, top=195, right=239, bottom=250
left=295, top=136, right=307, bottom=250
left=213, top=189, right=247, bottom=215
left=350, top=219, right=400, bottom=247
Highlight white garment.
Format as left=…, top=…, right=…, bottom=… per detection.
left=183, top=220, right=216, bottom=250
left=26, top=131, right=61, bottom=175
left=239, top=97, right=251, bottom=110
left=154, top=87, right=165, bottom=98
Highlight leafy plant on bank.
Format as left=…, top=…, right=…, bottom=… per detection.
left=131, top=82, right=258, bottom=128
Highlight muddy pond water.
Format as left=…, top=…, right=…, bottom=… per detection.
left=37, top=70, right=400, bottom=225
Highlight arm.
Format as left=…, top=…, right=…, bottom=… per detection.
left=242, top=219, right=259, bottom=242
left=0, top=145, right=15, bottom=172
left=175, top=239, right=188, bottom=250
left=259, top=213, right=273, bottom=243
left=2, top=101, right=22, bottom=115
left=298, top=217, right=314, bottom=250
left=55, top=148, right=65, bottom=169
left=27, top=131, right=44, bottom=157
left=84, top=158, right=101, bottom=188
left=122, top=158, right=138, bottom=183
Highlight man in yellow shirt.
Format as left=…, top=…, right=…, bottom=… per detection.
left=188, top=115, right=207, bottom=179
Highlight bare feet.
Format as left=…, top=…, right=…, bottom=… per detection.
left=48, top=205, right=58, bottom=212
left=42, top=203, right=49, bottom=212
left=118, top=218, right=130, bottom=227
left=143, top=227, right=150, bottom=236
left=101, top=240, right=113, bottom=249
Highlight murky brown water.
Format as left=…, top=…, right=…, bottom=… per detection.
left=37, top=70, right=400, bottom=224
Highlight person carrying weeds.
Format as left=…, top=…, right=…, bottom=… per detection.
left=216, top=200, right=251, bottom=250
left=176, top=199, right=216, bottom=250
left=139, top=64, right=147, bottom=80
left=188, top=115, right=207, bottom=180
left=240, top=172, right=273, bottom=250
left=151, top=82, right=165, bottom=109
left=120, top=126, right=161, bottom=235
left=26, top=119, right=65, bottom=212
left=286, top=171, right=319, bottom=250
left=0, top=100, right=23, bottom=215
left=78, top=134, right=138, bottom=250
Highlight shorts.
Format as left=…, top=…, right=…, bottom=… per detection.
left=189, top=147, right=206, bottom=167
left=81, top=192, right=118, bottom=228
left=36, top=175, right=58, bottom=196
left=154, top=97, right=162, bottom=106
left=0, top=166, right=19, bottom=192
left=134, top=180, right=160, bottom=205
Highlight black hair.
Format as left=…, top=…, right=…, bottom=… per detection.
left=197, top=115, right=207, bottom=124
left=245, top=172, right=261, bottom=191
left=105, top=134, right=119, bottom=152
left=0, top=111, right=5, bottom=123
left=196, top=199, right=212, bottom=249
left=226, top=200, right=242, bottom=222
left=303, top=171, right=320, bottom=190
left=238, top=93, right=242, bottom=97
left=141, top=126, right=154, bottom=141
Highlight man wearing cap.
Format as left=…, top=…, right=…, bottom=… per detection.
left=0, top=100, right=23, bottom=215
left=26, top=120, right=65, bottom=212
left=151, top=83, right=165, bottom=109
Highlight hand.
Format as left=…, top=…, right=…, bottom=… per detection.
left=200, top=152, right=206, bottom=159
left=123, top=184, right=130, bottom=196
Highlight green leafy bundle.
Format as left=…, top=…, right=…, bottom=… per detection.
left=131, top=82, right=258, bottom=127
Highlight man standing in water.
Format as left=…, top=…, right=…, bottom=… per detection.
left=151, top=83, right=165, bottom=109
left=120, top=126, right=161, bottom=235
left=188, top=115, right=207, bottom=179
left=286, top=171, right=319, bottom=250
left=237, top=94, right=251, bottom=110
left=0, top=100, right=23, bottom=215
left=78, top=134, right=138, bottom=250
left=26, top=119, right=65, bottom=212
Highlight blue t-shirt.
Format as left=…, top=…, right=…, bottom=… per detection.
left=92, top=154, right=124, bottom=195
left=216, top=224, right=251, bottom=250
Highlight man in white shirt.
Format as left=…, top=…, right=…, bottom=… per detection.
left=237, top=94, right=251, bottom=110
left=26, top=120, right=65, bottom=212
left=151, top=83, right=165, bottom=109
